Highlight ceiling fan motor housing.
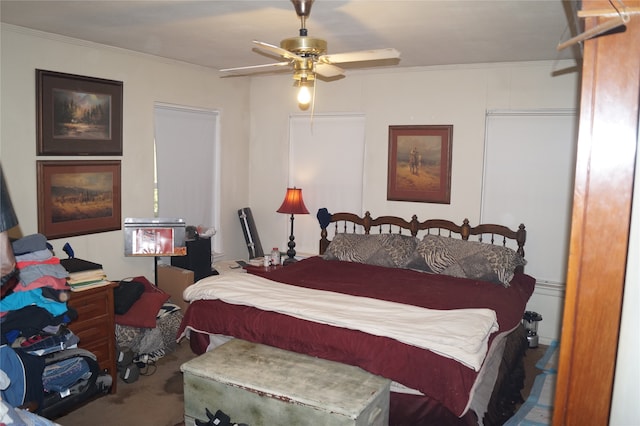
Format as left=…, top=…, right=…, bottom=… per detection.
left=280, top=36, right=327, bottom=57
left=220, top=0, right=398, bottom=83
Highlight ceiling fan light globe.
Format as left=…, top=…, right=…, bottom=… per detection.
left=297, top=85, right=312, bottom=106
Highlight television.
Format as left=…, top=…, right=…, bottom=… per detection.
left=124, top=217, right=186, bottom=257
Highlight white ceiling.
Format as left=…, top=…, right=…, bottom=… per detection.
left=0, top=0, right=581, bottom=75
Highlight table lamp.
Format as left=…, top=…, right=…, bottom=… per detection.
left=276, top=187, right=309, bottom=265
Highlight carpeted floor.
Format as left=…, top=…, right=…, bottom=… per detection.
left=518, top=344, right=549, bottom=410
left=54, top=341, right=549, bottom=426
left=506, top=341, right=558, bottom=425
left=55, top=341, right=194, bottom=426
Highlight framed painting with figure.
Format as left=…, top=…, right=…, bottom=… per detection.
left=387, top=125, right=453, bottom=204
left=36, top=69, right=123, bottom=155
left=37, top=160, right=121, bottom=239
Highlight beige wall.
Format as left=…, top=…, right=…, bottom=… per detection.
left=248, top=62, right=580, bottom=255
left=247, top=61, right=579, bottom=343
left=1, top=24, right=581, bottom=343
left=2, top=22, right=636, bottom=421
left=1, top=24, right=251, bottom=282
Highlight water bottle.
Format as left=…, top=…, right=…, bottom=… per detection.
left=270, top=247, right=280, bottom=266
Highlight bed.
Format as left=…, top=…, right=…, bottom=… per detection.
left=177, top=211, right=535, bottom=425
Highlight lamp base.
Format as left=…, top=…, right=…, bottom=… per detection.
left=283, top=256, right=298, bottom=266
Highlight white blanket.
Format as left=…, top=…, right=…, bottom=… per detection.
left=184, top=273, right=499, bottom=371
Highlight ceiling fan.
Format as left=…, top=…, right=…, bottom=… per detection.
left=220, top=0, right=400, bottom=107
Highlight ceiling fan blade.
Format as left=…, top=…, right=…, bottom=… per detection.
left=220, top=62, right=291, bottom=74
left=320, top=48, right=400, bottom=64
left=315, top=63, right=344, bottom=78
left=253, top=40, right=302, bottom=61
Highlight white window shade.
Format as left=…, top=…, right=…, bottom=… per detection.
left=289, top=114, right=365, bottom=255
left=154, top=104, right=220, bottom=250
left=481, top=110, right=577, bottom=285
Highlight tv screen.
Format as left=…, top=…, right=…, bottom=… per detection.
left=124, top=218, right=186, bottom=257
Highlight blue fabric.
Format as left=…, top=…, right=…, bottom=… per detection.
left=14, top=249, right=53, bottom=262
left=505, top=343, right=559, bottom=425
left=316, top=208, right=332, bottom=229
left=42, top=357, right=91, bottom=392
left=0, top=345, right=26, bottom=406
left=22, top=328, right=80, bottom=356
left=535, top=340, right=559, bottom=373
left=0, top=345, right=45, bottom=408
left=11, top=234, right=47, bottom=256
left=62, top=242, right=74, bottom=259
left=0, top=288, right=68, bottom=317
left=0, top=400, right=61, bottom=426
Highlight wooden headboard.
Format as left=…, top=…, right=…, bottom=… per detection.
left=319, top=211, right=526, bottom=258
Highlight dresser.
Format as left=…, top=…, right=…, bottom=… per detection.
left=66, top=283, right=117, bottom=393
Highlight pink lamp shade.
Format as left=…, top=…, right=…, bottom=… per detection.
left=276, top=187, right=309, bottom=265
left=276, top=187, right=309, bottom=215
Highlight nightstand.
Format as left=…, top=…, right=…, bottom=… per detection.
left=243, top=264, right=283, bottom=278
left=66, top=283, right=117, bottom=393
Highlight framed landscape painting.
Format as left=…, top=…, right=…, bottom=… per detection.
left=36, top=69, right=123, bottom=155
left=37, top=160, right=121, bottom=239
left=387, top=125, right=453, bottom=204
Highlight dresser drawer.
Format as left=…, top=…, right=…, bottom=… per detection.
left=67, top=283, right=117, bottom=393
left=78, top=338, right=113, bottom=372
left=68, top=314, right=109, bottom=345
left=68, top=289, right=111, bottom=320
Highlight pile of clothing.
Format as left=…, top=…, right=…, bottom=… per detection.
left=0, top=233, right=110, bottom=419
left=113, top=276, right=184, bottom=383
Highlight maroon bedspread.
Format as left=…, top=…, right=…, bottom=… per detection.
left=178, top=256, right=535, bottom=421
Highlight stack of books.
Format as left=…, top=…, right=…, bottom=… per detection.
left=60, top=258, right=110, bottom=292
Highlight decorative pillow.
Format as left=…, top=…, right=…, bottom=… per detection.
left=416, top=234, right=527, bottom=287
left=113, top=281, right=145, bottom=315
left=114, top=276, right=170, bottom=328
left=323, top=233, right=419, bottom=268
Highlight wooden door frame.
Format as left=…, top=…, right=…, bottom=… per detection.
left=553, top=1, right=639, bottom=424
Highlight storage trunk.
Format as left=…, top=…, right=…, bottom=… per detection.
left=181, top=339, right=390, bottom=426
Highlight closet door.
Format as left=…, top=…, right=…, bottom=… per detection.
left=482, top=110, right=577, bottom=285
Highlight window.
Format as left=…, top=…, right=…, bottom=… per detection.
left=153, top=103, right=221, bottom=256
left=482, top=109, right=577, bottom=285
left=289, top=114, right=366, bottom=254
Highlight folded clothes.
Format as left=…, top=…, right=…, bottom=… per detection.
left=18, top=263, right=69, bottom=287
left=0, top=306, right=77, bottom=346
left=16, top=256, right=60, bottom=269
left=11, top=234, right=48, bottom=256
left=0, top=288, right=68, bottom=317
left=22, top=327, right=79, bottom=357
left=13, top=275, right=70, bottom=293
left=42, top=357, right=91, bottom=393
left=15, top=249, right=53, bottom=263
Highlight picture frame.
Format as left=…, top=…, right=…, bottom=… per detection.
left=37, top=160, right=122, bottom=239
left=387, top=125, right=453, bottom=204
left=36, top=69, right=123, bottom=156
